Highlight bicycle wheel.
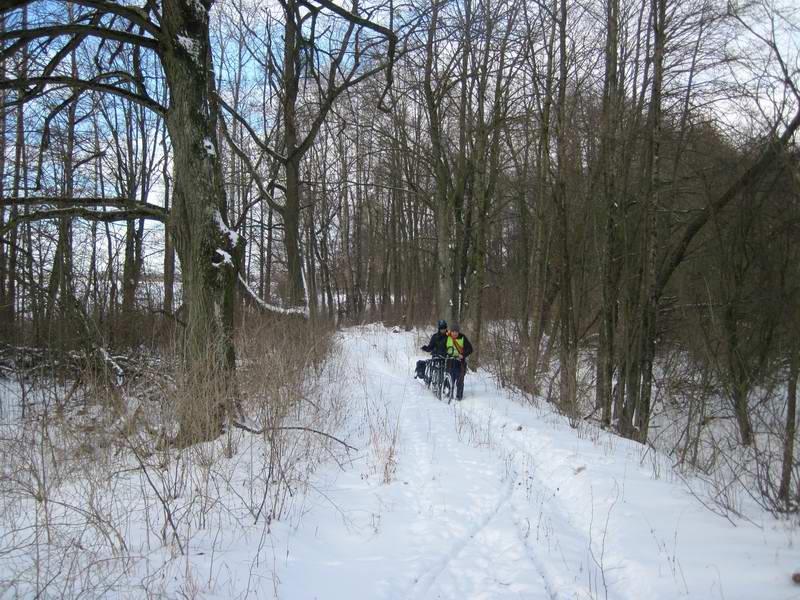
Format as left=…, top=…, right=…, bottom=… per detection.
left=443, top=373, right=454, bottom=404
left=432, top=362, right=443, bottom=400
left=424, top=361, right=432, bottom=388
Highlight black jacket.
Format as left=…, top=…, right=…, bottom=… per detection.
left=422, top=331, right=448, bottom=356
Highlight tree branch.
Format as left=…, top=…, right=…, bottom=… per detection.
left=310, top=0, right=397, bottom=110
left=232, top=420, right=358, bottom=452
left=237, top=274, right=309, bottom=318
left=1, top=205, right=168, bottom=237
left=0, top=75, right=166, bottom=116
left=0, top=196, right=166, bottom=210
left=27, top=0, right=163, bottom=37
left=655, top=105, right=800, bottom=299
left=215, top=93, right=287, bottom=163
left=217, top=114, right=285, bottom=218
left=0, top=24, right=159, bottom=53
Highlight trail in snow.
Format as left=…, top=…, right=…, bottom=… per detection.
left=275, top=326, right=798, bottom=600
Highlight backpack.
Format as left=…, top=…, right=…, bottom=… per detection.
left=414, top=360, right=427, bottom=380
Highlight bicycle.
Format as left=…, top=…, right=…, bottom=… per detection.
left=424, top=356, right=456, bottom=403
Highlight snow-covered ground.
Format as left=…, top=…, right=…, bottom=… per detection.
left=0, top=325, right=797, bottom=599
left=273, top=326, right=798, bottom=600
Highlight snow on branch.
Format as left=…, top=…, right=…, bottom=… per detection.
left=213, top=209, right=240, bottom=247
left=95, top=346, right=125, bottom=387
left=237, top=275, right=309, bottom=318
left=176, top=34, right=201, bottom=62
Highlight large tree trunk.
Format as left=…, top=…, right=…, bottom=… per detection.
left=424, top=0, right=456, bottom=322
left=778, top=347, right=798, bottom=505
left=554, top=0, right=577, bottom=415
left=595, top=0, right=620, bottom=427
left=280, top=0, right=306, bottom=308
left=161, top=0, right=243, bottom=444
left=283, top=157, right=305, bottom=307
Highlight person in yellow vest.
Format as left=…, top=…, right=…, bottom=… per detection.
left=446, top=323, right=473, bottom=400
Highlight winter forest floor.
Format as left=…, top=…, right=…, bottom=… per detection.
left=1, top=324, right=798, bottom=599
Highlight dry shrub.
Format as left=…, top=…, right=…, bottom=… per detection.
left=236, top=312, right=339, bottom=425
left=232, top=312, right=347, bottom=518
left=0, top=380, right=134, bottom=599
left=0, top=311, right=352, bottom=598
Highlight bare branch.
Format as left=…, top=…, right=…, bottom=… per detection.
left=237, top=275, right=309, bottom=318
left=0, top=196, right=165, bottom=210
left=310, top=0, right=397, bottom=110
left=215, top=92, right=287, bottom=163
left=0, top=75, right=166, bottom=116
left=232, top=420, right=358, bottom=452
left=0, top=205, right=168, bottom=238
left=0, top=24, right=160, bottom=53
left=655, top=106, right=800, bottom=298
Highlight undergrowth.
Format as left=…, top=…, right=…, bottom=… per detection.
left=0, top=312, right=350, bottom=598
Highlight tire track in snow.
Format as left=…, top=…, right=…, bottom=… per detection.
left=387, top=375, right=552, bottom=598
left=364, top=332, right=560, bottom=599
left=408, top=476, right=518, bottom=599
left=458, top=401, right=652, bottom=600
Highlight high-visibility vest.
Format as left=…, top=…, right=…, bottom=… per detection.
left=446, top=334, right=464, bottom=357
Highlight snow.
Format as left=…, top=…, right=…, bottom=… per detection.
left=96, top=346, right=124, bottom=386
left=212, top=209, right=239, bottom=246
left=214, top=247, right=233, bottom=266
left=0, top=325, right=797, bottom=599
left=176, top=35, right=200, bottom=62
left=203, top=137, right=216, bottom=156
left=263, top=327, right=797, bottom=599
left=190, top=0, right=207, bottom=18
left=238, top=274, right=309, bottom=317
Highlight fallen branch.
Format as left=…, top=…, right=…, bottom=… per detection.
left=232, top=420, right=358, bottom=452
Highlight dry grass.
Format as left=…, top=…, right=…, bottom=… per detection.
left=0, top=311, right=350, bottom=598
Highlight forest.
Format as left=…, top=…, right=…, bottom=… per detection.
left=0, top=0, right=799, bottom=557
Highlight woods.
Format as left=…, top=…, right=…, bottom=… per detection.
left=1, top=0, right=798, bottom=508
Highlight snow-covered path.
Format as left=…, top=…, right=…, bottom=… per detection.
left=274, top=326, right=798, bottom=600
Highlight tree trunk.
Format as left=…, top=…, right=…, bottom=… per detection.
left=161, top=0, right=243, bottom=444
left=778, top=348, right=798, bottom=504
left=526, top=13, right=556, bottom=394
left=633, top=0, right=666, bottom=441
left=0, top=13, right=7, bottom=338
left=280, top=0, right=306, bottom=308
left=424, top=0, right=456, bottom=321
left=595, top=0, right=620, bottom=427
left=554, top=0, right=577, bottom=415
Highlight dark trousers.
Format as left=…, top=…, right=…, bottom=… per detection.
left=448, top=359, right=466, bottom=399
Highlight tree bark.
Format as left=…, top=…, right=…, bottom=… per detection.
left=595, top=0, right=620, bottom=427
left=778, top=347, right=798, bottom=504
left=161, top=0, right=244, bottom=443
left=554, top=0, right=577, bottom=415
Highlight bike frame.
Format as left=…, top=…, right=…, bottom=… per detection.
left=425, top=356, right=458, bottom=402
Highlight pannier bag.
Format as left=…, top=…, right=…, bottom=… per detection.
left=414, top=360, right=427, bottom=380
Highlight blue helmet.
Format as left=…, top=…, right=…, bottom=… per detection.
left=437, top=319, right=447, bottom=330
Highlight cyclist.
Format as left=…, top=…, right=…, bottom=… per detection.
left=415, top=319, right=449, bottom=380
left=445, top=322, right=473, bottom=400
left=423, top=319, right=449, bottom=357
